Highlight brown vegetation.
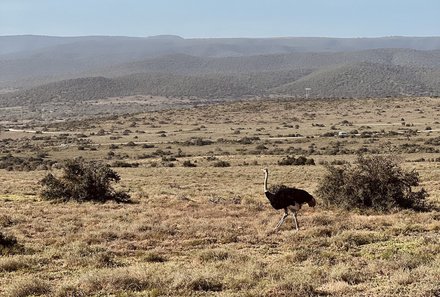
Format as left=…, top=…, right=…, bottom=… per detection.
left=0, top=97, right=439, bottom=296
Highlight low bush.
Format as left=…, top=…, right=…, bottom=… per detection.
left=184, top=137, right=213, bottom=146
left=317, top=155, right=428, bottom=211
left=0, top=154, right=56, bottom=171
left=425, top=136, right=440, bottom=145
left=213, top=160, right=230, bottom=167
left=278, top=155, right=315, bottom=166
left=183, top=160, right=197, bottom=167
left=0, top=232, right=23, bottom=255
left=111, top=161, right=139, bottom=168
left=40, top=158, right=130, bottom=203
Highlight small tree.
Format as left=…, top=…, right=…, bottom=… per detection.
left=317, top=155, right=428, bottom=211
left=40, top=159, right=130, bottom=203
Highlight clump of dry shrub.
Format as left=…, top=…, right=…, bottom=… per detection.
left=40, top=158, right=130, bottom=202
left=317, top=155, right=428, bottom=211
left=0, top=231, right=23, bottom=255
left=278, top=155, right=315, bottom=166
left=0, top=153, right=56, bottom=171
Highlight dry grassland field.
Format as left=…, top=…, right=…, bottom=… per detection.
left=1, top=97, right=440, bottom=296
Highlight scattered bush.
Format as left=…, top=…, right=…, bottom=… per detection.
left=425, top=136, right=440, bottom=145
left=317, top=155, right=428, bottom=211
left=255, top=144, right=268, bottom=151
left=278, top=155, right=315, bottom=166
left=238, top=137, right=260, bottom=144
left=213, top=160, right=231, bottom=167
left=183, top=160, right=197, bottom=167
left=0, top=154, right=56, bottom=171
left=111, top=161, right=139, bottom=168
left=40, top=158, right=130, bottom=203
left=184, top=137, right=213, bottom=146
left=321, top=132, right=337, bottom=137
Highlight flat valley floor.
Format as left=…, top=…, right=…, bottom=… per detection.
left=1, top=97, right=439, bottom=296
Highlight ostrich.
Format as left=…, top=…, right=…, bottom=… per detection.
left=263, top=168, right=316, bottom=231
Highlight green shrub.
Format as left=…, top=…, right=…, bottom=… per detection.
left=40, top=158, right=130, bottom=203
left=317, top=155, right=428, bottom=211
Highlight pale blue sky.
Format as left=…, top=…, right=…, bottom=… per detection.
left=1, top=0, right=439, bottom=37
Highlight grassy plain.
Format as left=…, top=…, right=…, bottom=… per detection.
left=1, top=97, right=440, bottom=296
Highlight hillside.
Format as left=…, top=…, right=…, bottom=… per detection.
left=3, top=48, right=440, bottom=90
left=2, top=63, right=440, bottom=108
left=0, top=70, right=315, bottom=107
left=2, top=35, right=440, bottom=88
left=272, top=63, right=440, bottom=98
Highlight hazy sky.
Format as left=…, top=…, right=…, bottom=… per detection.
left=1, top=0, right=440, bottom=37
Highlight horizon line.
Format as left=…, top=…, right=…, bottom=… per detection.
left=2, top=34, right=440, bottom=39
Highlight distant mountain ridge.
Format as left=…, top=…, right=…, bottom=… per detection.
left=3, top=35, right=440, bottom=56
left=1, top=35, right=440, bottom=104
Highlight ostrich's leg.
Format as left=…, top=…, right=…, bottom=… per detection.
left=275, top=209, right=289, bottom=231
left=292, top=211, right=299, bottom=231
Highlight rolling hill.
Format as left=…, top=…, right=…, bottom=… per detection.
left=1, top=35, right=440, bottom=106
left=0, top=70, right=314, bottom=106
left=272, top=63, right=439, bottom=98
left=1, top=63, right=439, bottom=107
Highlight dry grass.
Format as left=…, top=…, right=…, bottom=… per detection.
left=1, top=97, right=440, bottom=296
left=6, top=277, right=50, bottom=297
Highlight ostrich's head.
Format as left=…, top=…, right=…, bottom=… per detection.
left=308, top=195, right=317, bottom=207
left=262, top=168, right=268, bottom=174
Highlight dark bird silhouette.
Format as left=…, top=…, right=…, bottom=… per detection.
left=263, top=168, right=316, bottom=231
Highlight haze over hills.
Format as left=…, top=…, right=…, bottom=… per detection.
left=1, top=35, right=440, bottom=106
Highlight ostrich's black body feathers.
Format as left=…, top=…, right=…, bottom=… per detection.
left=265, top=184, right=315, bottom=210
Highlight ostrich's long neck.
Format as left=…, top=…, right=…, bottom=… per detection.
left=264, top=172, right=269, bottom=192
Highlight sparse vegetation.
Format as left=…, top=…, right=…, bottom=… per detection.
left=6, top=277, right=50, bottom=297
left=278, top=155, right=315, bottom=166
left=0, top=154, right=55, bottom=171
left=1, top=97, right=439, bottom=296
left=182, top=160, right=197, bottom=167
left=212, top=160, right=231, bottom=167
